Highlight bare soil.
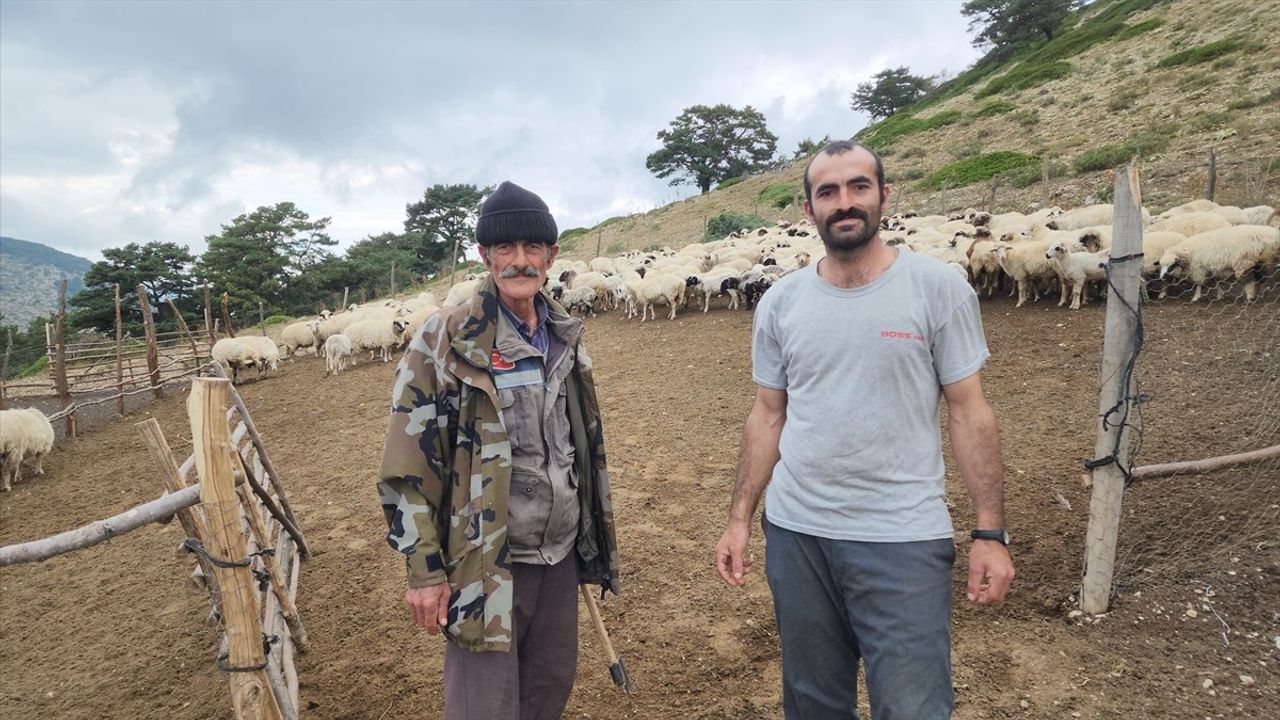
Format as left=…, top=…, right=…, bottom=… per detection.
left=1, top=291, right=1276, bottom=719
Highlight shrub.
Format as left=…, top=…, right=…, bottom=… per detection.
left=1177, top=72, right=1214, bottom=93
left=1072, top=127, right=1172, bottom=173
left=975, top=61, right=1072, bottom=99
left=1156, top=38, right=1244, bottom=68
left=757, top=182, right=800, bottom=209
left=888, top=166, right=927, bottom=182
left=717, top=176, right=745, bottom=189
left=596, top=215, right=628, bottom=230
left=916, top=151, right=1040, bottom=190
left=1107, top=87, right=1142, bottom=111
left=705, top=211, right=769, bottom=241
left=1189, top=111, right=1235, bottom=133
left=1227, top=85, right=1280, bottom=110
left=973, top=100, right=1016, bottom=118
left=605, top=241, right=625, bottom=255
left=263, top=315, right=290, bottom=326
left=559, top=227, right=589, bottom=242
left=1002, top=158, right=1068, bottom=188
left=898, top=146, right=927, bottom=159
left=1012, top=109, right=1041, bottom=127
left=1114, top=17, right=1165, bottom=42
left=858, top=109, right=961, bottom=147
left=18, top=355, right=49, bottom=379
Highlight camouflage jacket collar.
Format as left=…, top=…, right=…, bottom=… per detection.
left=452, top=276, right=584, bottom=370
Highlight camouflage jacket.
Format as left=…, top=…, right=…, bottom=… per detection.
left=378, top=277, right=620, bottom=652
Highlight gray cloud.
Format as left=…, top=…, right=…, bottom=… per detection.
left=0, top=0, right=979, bottom=259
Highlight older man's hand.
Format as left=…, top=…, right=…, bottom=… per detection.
left=405, top=582, right=453, bottom=634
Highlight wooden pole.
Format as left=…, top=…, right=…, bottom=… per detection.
left=1131, top=444, right=1280, bottom=481
left=1205, top=148, right=1217, bottom=201
left=235, top=450, right=310, bottom=560
left=137, top=418, right=222, bottom=612
left=52, top=279, right=74, bottom=436
left=1041, top=156, right=1051, bottom=209
left=1081, top=161, right=1145, bottom=614
left=0, top=328, right=11, bottom=410
left=188, top=378, right=284, bottom=720
left=448, top=234, right=462, bottom=290
left=204, top=281, right=218, bottom=344
left=0, top=485, right=201, bottom=566
left=168, top=299, right=203, bottom=377
left=390, top=260, right=397, bottom=297
left=595, top=230, right=602, bottom=258
left=115, top=285, right=126, bottom=414
left=236, top=484, right=309, bottom=652
left=257, top=302, right=266, bottom=337
left=137, top=284, right=162, bottom=399
left=986, top=177, right=998, bottom=211
left=341, top=287, right=349, bottom=310
left=221, top=292, right=237, bottom=338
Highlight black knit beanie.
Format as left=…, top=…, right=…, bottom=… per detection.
left=474, top=181, right=559, bottom=247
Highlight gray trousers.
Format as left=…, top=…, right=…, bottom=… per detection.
left=763, top=515, right=955, bottom=720
left=443, top=557, right=578, bottom=720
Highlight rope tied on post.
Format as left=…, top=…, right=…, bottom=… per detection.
left=215, top=634, right=280, bottom=673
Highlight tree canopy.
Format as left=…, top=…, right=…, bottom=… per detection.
left=404, top=183, right=491, bottom=271
left=646, top=104, right=779, bottom=194
left=69, top=241, right=196, bottom=332
left=850, top=67, right=937, bottom=120
left=793, top=135, right=834, bottom=159
left=962, top=0, right=1082, bottom=55
left=195, top=202, right=336, bottom=316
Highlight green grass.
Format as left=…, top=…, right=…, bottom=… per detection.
left=595, top=215, right=628, bottom=230
left=1108, top=87, right=1143, bottom=111
left=1177, top=72, right=1214, bottom=93
left=916, top=151, right=1040, bottom=190
left=1156, top=38, right=1244, bottom=68
left=975, top=61, right=1072, bottom=99
left=1227, top=85, right=1280, bottom=110
left=1012, top=109, right=1041, bottom=127
left=705, top=211, right=769, bottom=241
left=262, top=314, right=290, bottom=326
left=559, top=227, right=589, bottom=242
left=757, top=182, right=800, bottom=209
left=605, top=241, right=625, bottom=255
left=716, top=176, right=745, bottom=189
left=1114, top=17, right=1165, bottom=41
left=1189, top=111, right=1235, bottom=132
left=859, top=110, right=962, bottom=148
left=973, top=100, right=1016, bottom=118
left=18, top=355, right=48, bottom=378
left=1072, top=127, right=1173, bottom=173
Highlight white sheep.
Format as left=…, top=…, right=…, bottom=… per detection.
left=323, top=333, right=353, bottom=376
left=561, top=287, right=598, bottom=317
left=0, top=407, right=55, bottom=492
left=443, top=278, right=483, bottom=308
left=632, top=273, right=686, bottom=321
left=1046, top=243, right=1109, bottom=310
left=1158, top=225, right=1280, bottom=302
left=1152, top=212, right=1232, bottom=237
left=211, top=336, right=280, bottom=384
left=685, top=270, right=742, bottom=313
left=346, top=317, right=409, bottom=362
left=279, top=320, right=322, bottom=358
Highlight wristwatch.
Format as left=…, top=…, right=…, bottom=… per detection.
left=971, top=529, right=1011, bottom=545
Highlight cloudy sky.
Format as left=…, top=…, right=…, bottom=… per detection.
left=0, top=1, right=980, bottom=261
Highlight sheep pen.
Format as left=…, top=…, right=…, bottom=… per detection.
left=1, top=268, right=1275, bottom=718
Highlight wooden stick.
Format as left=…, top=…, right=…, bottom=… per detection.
left=222, top=292, right=237, bottom=338
left=284, top=541, right=301, bottom=710
left=137, top=284, right=163, bottom=399
left=580, top=585, right=635, bottom=694
left=0, top=328, right=11, bottom=410
left=237, top=484, right=309, bottom=652
left=115, top=284, right=125, bottom=415
left=236, top=449, right=310, bottom=561
left=204, top=281, right=218, bottom=344
left=168, top=299, right=204, bottom=377
left=52, top=279, right=73, bottom=436
left=188, top=378, right=283, bottom=720
left=0, top=485, right=201, bottom=566
left=1131, top=444, right=1280, bottom=481
left=208, top=362, right=308, bottom=558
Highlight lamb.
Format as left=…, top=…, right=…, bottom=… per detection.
left=632, top=273, right=686, bottom=321
left=685, top=270, right=742, bottom=312
left=1157, top=225, right=1280, bottom=302
left=1046, top=243, right=1109, bottom=310
left=561, top=286, right=598, bottom=317
left=0, top=407, right=55, bottom=492
left=323, top=333, right=353, bottom=376
left=346, top=317, right=410, bottom=362
left=211, top=336, right=279, bottom=383
left=996, top=239, right=1071, bottom=307
left=279, top=320, right=322, bottom=358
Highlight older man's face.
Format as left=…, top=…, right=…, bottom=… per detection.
left=481, top=239, right=559, bottom=303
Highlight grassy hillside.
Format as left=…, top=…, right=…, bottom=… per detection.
left=557, top=0, right=1280, bottom=262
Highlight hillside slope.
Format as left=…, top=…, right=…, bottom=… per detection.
left=0, top=236, right=91, bottom=327
left=558, top=0, right=1279, bottom=261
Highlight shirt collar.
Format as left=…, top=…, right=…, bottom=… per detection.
left=497, top=293, right=549, bottom=343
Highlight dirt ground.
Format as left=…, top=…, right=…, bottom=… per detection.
left=1, top=289, right=1276, bottom=719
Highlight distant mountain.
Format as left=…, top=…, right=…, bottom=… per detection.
left=0, top=236, right=93, bottom=328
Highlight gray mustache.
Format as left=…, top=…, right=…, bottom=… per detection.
left=499, top=266, right=541, bottom=279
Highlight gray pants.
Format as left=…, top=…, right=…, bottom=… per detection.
left=763, top=516, right=955, bottom=720
left=443, top=558, right=578, bottom=720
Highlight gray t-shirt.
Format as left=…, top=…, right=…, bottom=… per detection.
left=752, top=249, right=990, bottom=542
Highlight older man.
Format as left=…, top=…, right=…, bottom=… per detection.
left=378, top=181, right=619, bottom=720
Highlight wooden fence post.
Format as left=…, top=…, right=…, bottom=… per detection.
left=188, top=378, right=284, bottom=720
left=1041, top=156, right=1052, bottom=209
left=204, top=281, right=218, bottom=344
left=137, top=284, right=162, bottom=399
left=221, top=293, right=237, bottom=338
left=257, top=303, right=266, bottom=336
left=1205, top=147, right=1217, bottom=201
left=341, top=287, right=349, bottom=311
left=115, top=284, right=125, bottom=415
left=1081, top=161, right=1145, bottom=614
left=448, top=234, right=462, bottom=290
left=51, top=279, right=74, bottom=437
left=0, top=328, right=11, bottom=410
left=168, top=299, right=204, bottom=376
left=390, top=259, right=397, bottom=297
left=236, top=484, right=309, bottom=652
